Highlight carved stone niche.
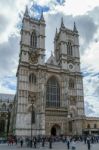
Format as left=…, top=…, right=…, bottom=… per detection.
left=29, top=51, right=38, bottom=64
left=70, top=96, right=76, bottom=105
left=28, top=91, right=37, bottom=103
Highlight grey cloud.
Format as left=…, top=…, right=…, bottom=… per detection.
left=85, top=101, right=95, bottom=116
left=88, top=7, right=99, bottom=25
left=0, top=15, right=9, bottom=33
left=76, top=15, right=98, bottom=52
left=0, top=35, right=20, bottom=77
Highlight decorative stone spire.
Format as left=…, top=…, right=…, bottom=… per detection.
left=24, top=5, right=29, bottom=17
left=61, top=17, right=65, bottom=28
left=55, top=28, right=57, bottom=36
left=73, top=22, right=78, bottom=32
left=51, top=50, right=53, bottom=56
left=40, top=10, right=45, bottom=22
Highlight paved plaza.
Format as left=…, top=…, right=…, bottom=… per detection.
left=0, top=142, right=99, bottom=150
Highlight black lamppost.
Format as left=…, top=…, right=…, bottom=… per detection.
left=30, top=95, right=36, bottom=148
left=7, top=108, right=10, bottom=138
left=30, top=102, right=33, bottom=147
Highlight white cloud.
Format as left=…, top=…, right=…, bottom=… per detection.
left=0, top=76, right=16, bottom=94
left=48, top=0, right=99, bottom=16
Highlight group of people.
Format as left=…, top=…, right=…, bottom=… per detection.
left=7, top=134, right=99, bottom=149
left=66, top=135, right=99, bottom=150
left=8, top=135, right=53, bottom=148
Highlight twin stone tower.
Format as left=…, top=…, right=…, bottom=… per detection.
left=15, top=7, right=85, bottom=137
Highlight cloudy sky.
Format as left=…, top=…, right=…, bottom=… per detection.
left=0, top=0, right=99, bottom=117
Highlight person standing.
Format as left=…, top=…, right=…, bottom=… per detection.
left=20, top=139, right=23, bottom=148
left=42, top=137, right=45, bottom=147
left=34, top=137, right=37, bottom=148
left=87, top=138, right=91, bottom=150
left=67, top=137, right=70, bottom=149
left=49, top=136, right=52, bottom=149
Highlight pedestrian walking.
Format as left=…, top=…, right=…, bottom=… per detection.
left=49, top=137, right=52, bottom=149
left=66, top=136, right=70, bottom=149
left=87, top=138, right=91, bottom=150
left=34, top=137, right=37, bottom=148
left=67, top=140, right=70, bottom=149
left=42, top=137, right=45, bottom=147
left=71, top=140, right=76, bottom=150
left=20, top=139, right=23, bottom=148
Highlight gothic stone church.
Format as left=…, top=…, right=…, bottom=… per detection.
left=15, top=7, right=85, bottom=137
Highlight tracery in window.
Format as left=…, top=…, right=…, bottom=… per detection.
left=69, top=79, right=75, bottom=89
left=46, top=76, right=60, bottom=107
left=29, top=73, right=36, bottom=84
left=67, top=42, right=72, bottom=56
left=70, top=97, right=76, bottom=105
left=30, top=31, right=37, bottom=49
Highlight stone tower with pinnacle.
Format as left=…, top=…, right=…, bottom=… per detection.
left=15, top=7, right=85, bottom=137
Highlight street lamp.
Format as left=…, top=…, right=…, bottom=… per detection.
left=67, top=114, right=71, bottom=135
left=29, top=95, right=36, bottom=147
left=30, top=102, right=33, bottom=147
left=7, top=108, right=11, bottom=138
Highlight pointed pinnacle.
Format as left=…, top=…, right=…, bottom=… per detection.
left=73, top=22, right=78, bottom=32
left=61, top=17, right=65, bottom=28
left=51, top=50, right=53, bottom=56
left=24, top=5, right=29, bottom=17
left=40, top=10, right=45, bottom=21
left=55, top=28, right=57, bottom=35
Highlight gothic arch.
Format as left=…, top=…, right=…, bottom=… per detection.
left=67, top=41, right=73, bottom=56
left=69, top=78, right=75, bottom=89
left=70, top=107, right=77, bottom=117
left=46, top=76, right=60, bottom=107
left=46, top=75, right=61, bottom=86
left=51, top=124, right=61, bottom=136
left=2, top=103, right=6, bottom=111
left=29, top=73, right=36, bottom=85
left=30, top=30, right=37, bottom=48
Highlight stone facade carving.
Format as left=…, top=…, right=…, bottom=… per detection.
left=15, top=7, right=85, bottom=137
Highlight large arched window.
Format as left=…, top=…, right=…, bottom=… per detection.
left=30, top=31, right=37, bottom=48
left=29, top=73, right=36, bottom=84
left=67, top=42, right=72, bottom=56
left=46, top=76, right=60, bottom=107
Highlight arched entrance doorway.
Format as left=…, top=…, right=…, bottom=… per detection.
left=51, top=124, right=61, bottom=136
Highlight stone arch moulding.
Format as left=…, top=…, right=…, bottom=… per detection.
left=50, top=123, right=61, bottom=136
left=46, top=74, right=61, bottom=87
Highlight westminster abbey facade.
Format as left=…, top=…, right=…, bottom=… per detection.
left=15, top=7, right=85, bottom=137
